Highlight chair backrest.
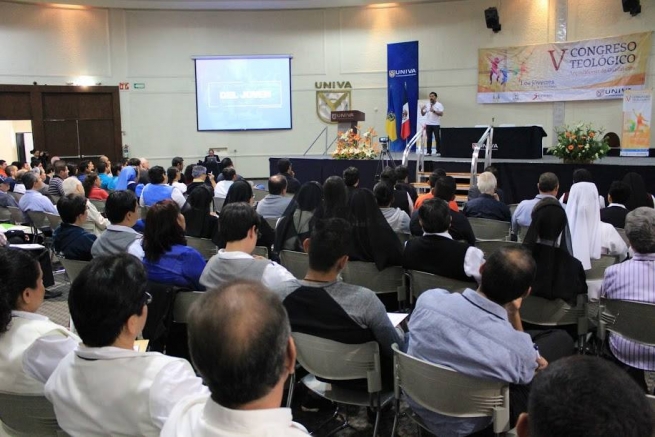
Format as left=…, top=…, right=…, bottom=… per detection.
left=45, top=213, right=62, bottom=229
left=252, top=245, right=269, bottom=259
left=646, top=395, right=655, bottom=425
left=392, top=344, right=510, bottom=433
left=172, top=291, right=205, bottom=323
left=475, top=240, right=521, bottom=258
left=615, top=228, right=630, bottom=248
left=396, top=232, right=410, bottom=245
left=599, top=299, right=655, bottom=346
left=89, top=199, right=105, bottom=213
left=10, top=192, right=23, bottom=202
left=58, top=257, right=90, bottom=283
left=81, top=220, right=96, bottom=233
left=0, top=392, right=64, bottom=437
left=292, top=332, right=382, bottom=393
left=468, top=217, right=510, bottom=241
left=586, top=255, right=619, bottom=280
left=0, top=206, right=11, bottom=223
left=342, top=261, right=405, bottom=298
left=279, top=250, right=309, bottom=279
left=408, top=269, right=473, bottom=302
left=50, top=195, right=61, bottom=206
left=185, top=236, right=217, bottom=260
left=253, top=189, right=268, bottom=202
left=520, top=295, right=585, bottom=327
left=7, top=206, right=26, bottom=225
left=265, top=216, right=280, bottom=229
left=213, top=196, right=225, bottom=213
left=508, top=203, right=519, bottom=216
left=140, top=205, right=149, bottom=220
left=27, top=210, right=49, bottom=229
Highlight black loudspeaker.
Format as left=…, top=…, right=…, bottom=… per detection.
left=622, top=0, right=641, bottom=15
left=484, top=7, right=501, bottom=33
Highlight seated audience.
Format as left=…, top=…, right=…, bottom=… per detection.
left=349, top=188, right=403, bottom=270
left=600, top=180, right=631, bottom=228
left=277, top=158, right=301, bottom=194
left=271, top=218, right=404, bottom=377
left=0, top=248, right=78, bottom=394
left=623, top=171, right=654, bottom=210
left=82, top=172, right=108, bottom=201
left=511, top=172, right=559, bottom=237
left=66, top=163, right=78, bottom=180
left=12, top=169, right=27, bottom=194
left=133, top=168, right=150, bottom=197
left=183, top=164, right=194, bottom=185
left=48, top=160, right=69, bottom=198
left=141, top=201, right=206, bottom=290
left=140, top=166, right=186, bottom=209
left=138, top=157, right=150, bottom=171
left=380, top=167, right=413, bottom=215
left=182, top=183, right=219, bottom=244
left=468, top=165, right=506, bottom=203
left=0, top=160, right=6, bottom=177
left=200, top=203, right=294, bottom=290
left=18, top=171, right=58, bottom=215
left=522, top=198, right=587, bottom=304
left=256, top=175, right=293, bottom=219
left=53, top=194, right=97, bottom=261
left=409, top=176, right=476, bottom=245
left=171, top=156, right=184, bottom=172
left=311, top=175, right=350, bottom=224
left=44, top=254, right=208, bottom=436
left=114, top=158, right=140, bottom=191
left=404, top=198, right=483, bottom=282
left=343, top=166, right=360, bottom=199
left=274, top=181, right=323, bottom=253
left=566, top=182, right=627, bottom=270
left=106, top=164, right=121, bottom=191
left=414, top=168, right=458, bottom=211
left=214, top=158, right=244, bottom=182
left=167, top=166, right=187, bottom=194
left=97, top=161, right=112, bottom=189
left=161, top=280, right=307, bottom=436
left=187, top=165, right=216, bottom=194
left=221, top=181, right=275, bottom=250
left=516, top=356, right=653, bottom=437
left=62, top=177, right=109, bottom=235
left=3, top=165, right=17, bottom=191
left=560, top=168, right=606, bottom=207
left=0, top=176, right=20, bottom=209
left=394, top=165, right=418, bottom=203
left=76, top=160, right=94, bottom=183
left=214, top=167, right=236, bottom=198
left=91, top=190, right=144, bottom=259
left=374, top=182, right=410, bottom=234
left=601, top=207, right=655, bottom=391
left=408, top=246, right=573, bottom=436
left=463, top=171, right=511, bottom=221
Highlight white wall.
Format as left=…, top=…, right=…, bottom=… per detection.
left=0, top=0, right=653, bottom=176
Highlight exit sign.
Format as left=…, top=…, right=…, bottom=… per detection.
left=133, top=83, right=146, bottom=89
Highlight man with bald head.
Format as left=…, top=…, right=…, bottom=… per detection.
left=255, top=174, right=292, bottom=218
left=161, top=280, right=307, bottom=436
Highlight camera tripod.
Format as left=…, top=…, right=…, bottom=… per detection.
left=374, top=146, right=396, bottom=183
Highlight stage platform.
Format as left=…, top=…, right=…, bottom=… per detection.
left=270, top=154, right=655, bottom=204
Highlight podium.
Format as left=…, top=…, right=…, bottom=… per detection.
left=331, top=110, right=365, bottom=133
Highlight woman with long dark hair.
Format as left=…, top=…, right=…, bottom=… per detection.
left=167, top=166, right=187, bottom=194
left=221, top=180, right=274, bottom=250
left=623, top=172, right=654, bottom=210
left=183, top=184, right=219, bottom=244
left=312, top=176, right=350, bottom=223
left=141, top=200, right=206, bottom=290
left=0, top=247, right=78, bottom=394
left=274, top=181, right=323, bottom=253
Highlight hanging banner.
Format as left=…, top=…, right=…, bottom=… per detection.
left=477, top=32, right=652, bottom=104
left=621, top=89, right=652, bottom=157
left=387, top=41, right=419, bottom=152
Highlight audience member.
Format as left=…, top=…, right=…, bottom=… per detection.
left=140, top=166, right=186, bottom=209
left=44, top=254, right=208, bottom=436
left=601, top=207, right=655, bottom=391
left=394, top=165, right=418, bottom=203
left=516, top=356, right=653, bottom=437
left=511, top=172, right=559, bottom=237
left=91, top=190, right=144, bottom=259
left=349, top=188, right=404, bottom=270
left=221, top=181, right=275, bottom=250
left=115, top=158, right=140, bottom=191
left=0, top=176, right=20, bottom=209
left=374, top=182, right=410, bottom=234
left=66, top=163, right=78, bottom=180
left=97, top=161, right=112, bottom=189
left=82, top=173, right=108, bottom=201
left=566, top=182, right=627, bottom=270
left=12, top=169, right=27, bottom=194
left=522, top=198, right=586, bottom=304
left=600, top=180, right=631, bottom=228
left=167, top=166, right=187, bottom=194
left=62, top=177, right=109, bottom=235
left=343, top=166, right=360, bottom=199
left=256, top=175, right=293, bottom=218
left=0, top=160, right=6, bottom=177
left=623, top=171, right=654, bottom=210
left=107, top=164, right=121, bottom=190
left=404, top=198, right=483, bottom=282
left=560, top=168, right=605, bottom=207
left=200, top=203, right=294, bottom=289
left=182, top=164, right=194, bottom=185
left=414, top=168, right=449, bottom=210
left=3, top=165, right=17, bottom=191
left=53, top=194, right=97, bottom=261
left=142, top=201, right=206, bottom=290
left=274, top=181, right=323, bottom=253
left=182, top=183, right=219, bottom=244
left=277, top=158, right=301, bottom=194
left=463, top=171, right=511, bottom=221
left=312, top=175, right=350, bottom=224
left=214, top=167, right=236, bottom=198
left=380, top=167, right=413, bottom=215
left=171, top=156, right=184, bottom=172
left=468, top=165, right=506, bottom=203
left=161, top=281, right=308, bottom=436
left=0, top=248, right=78, bottom=394
left=76, top=160, right=94, bottom=183
left=138, top=157, right=150, bottom=171
left=48, top=160, right=69, bottom=198
left=214, top=158, right=243, bottom=182
left=187, top=165, right=216, bottom=194
left=18, top=171, right=58, bottom=215
left=408, top=246, right=573, bottom=436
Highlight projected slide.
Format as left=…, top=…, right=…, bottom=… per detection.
left=195, top=56, right=292, bottom=131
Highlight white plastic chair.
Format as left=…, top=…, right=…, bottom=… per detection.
left=279, top=250, right=309, bottom=280
left=57, top=257, right=90, bottom=283
left=342, top=261, right=406, bottom=305
left=468, top=217, right=511, bottom=241
left=598, top=299, right=655, bottom=347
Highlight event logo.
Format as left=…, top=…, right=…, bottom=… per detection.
left=388, top=68, right=417, bottom=78
left=316, top=82, right=352, bottom=123
left=597, top=86, right=633, bottom=98
left=548, top=49, right=568, bottom=71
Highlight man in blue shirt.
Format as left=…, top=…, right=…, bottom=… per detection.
left=18, top=172, right=58, bottom=215
left=53, top=194, right=97, bottom=261
left=114, top=158, right=141, bottom=191
left=511, top=172, right=559, bottom=238
left=463, top=172, right=511, bottom=222
left=408, top=246, right=573, bottom=437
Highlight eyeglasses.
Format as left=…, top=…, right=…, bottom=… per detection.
left=143, top=291, right=153, bottom=306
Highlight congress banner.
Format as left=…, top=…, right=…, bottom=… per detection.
left=621, top=89, right=652, bottom=157
left=478, top=32, right=652, bottom=104
left=387, top=41, right=419, bottom=152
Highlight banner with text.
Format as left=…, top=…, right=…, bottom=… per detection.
left=477, top=32, right=652, bottom=104
left=387, top=41, right=419, bottom=152
left=621, top=89, right=652, bottom=157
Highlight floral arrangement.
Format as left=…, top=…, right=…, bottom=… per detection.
left=548, top=123, right=610, bottom=163
left=332, top=127, right=378, bottom=160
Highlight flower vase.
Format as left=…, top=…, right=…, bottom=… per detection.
left=562, top=158, right=594, bottom=164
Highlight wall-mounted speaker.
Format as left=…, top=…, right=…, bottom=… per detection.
left=622, top=0, right=641, bottom=16
left=484, top=7, right=501, bottom=33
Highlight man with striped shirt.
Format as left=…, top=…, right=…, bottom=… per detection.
left=601, top=207, right=655, bottom=391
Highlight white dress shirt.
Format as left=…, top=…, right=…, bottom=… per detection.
left=423, top=231, right=485, bottom=283
left=44, top=345, right=208, bottom=437
left=0, top=311, right=78, bottom=395
left=161, top=393, right=309, bottom=437
left=214, top=181, right=234, bottom=198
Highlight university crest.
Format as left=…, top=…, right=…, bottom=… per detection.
left=316, top=90, right=351, bottom=124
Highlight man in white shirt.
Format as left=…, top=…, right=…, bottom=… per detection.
left=420, top=91, right=444, bottom=156
left=44, top=254, right=208, bottom=437
left=161, top=280, right=308, bottom=437
left=200, top=202, right=294, bottom=290
left=256, top=175, right=293, bottom=218
left=214, top=167, right=237, bottom=198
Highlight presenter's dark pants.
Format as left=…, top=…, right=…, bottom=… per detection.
left=425, top=124, right=441, bottom=154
